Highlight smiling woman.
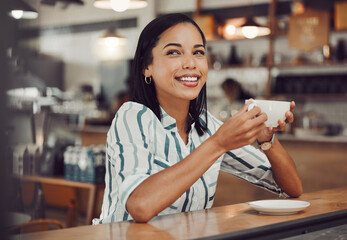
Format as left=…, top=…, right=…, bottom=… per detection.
left=131, top=13, right=209, bottom=137
left=93, top=13, right=302, bottom=224
left=143, top=22, right=208, bottom=136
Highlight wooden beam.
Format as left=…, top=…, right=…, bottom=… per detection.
left=266, top=0, right=277, bottom=98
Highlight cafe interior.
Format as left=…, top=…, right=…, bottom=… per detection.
left=2, top=0, right=347, bottom=239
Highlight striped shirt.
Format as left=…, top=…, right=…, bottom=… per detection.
left=93, top=101, right=285, bottom=224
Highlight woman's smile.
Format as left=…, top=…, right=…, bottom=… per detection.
left=175, top=74, right=201, bottom=87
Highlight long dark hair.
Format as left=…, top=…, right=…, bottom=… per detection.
left=130, top=13, right=208, bottom=136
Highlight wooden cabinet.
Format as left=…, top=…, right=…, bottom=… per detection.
left=203, top=1, right=347, bottom=101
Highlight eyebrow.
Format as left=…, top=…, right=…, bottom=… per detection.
left=163, top=43, right=205, bottom=49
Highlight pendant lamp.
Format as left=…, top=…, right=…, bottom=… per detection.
left=9, top=0, right=38, bottom=20
left=93, top=0, right=147, bottom=12
left=100, top=28, right=127, bottom=43
left=96, top=28, right=128, bottom=61
left=237, top=17, right=270, bottom=39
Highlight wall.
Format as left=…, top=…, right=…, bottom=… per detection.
left=18, top=0, right=282, bottom=94
left=18, top=0, right=156, bottom=94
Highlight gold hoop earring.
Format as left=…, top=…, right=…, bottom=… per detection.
left=144, top=76, right=152, bottom=84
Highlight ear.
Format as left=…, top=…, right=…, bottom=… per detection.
left=143, top=66, right=152, bottom=78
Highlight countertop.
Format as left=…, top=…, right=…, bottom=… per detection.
left=12, top=186, right=347, bottom=240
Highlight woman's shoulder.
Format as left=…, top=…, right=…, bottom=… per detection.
left=108, top=102, right=158, bottom=144
left=117, top=101, right=153, bottom=115
left=114, top=101, right=157, bottom=124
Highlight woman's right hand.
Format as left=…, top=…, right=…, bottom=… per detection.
left=213, top=102, right=268, bottom=152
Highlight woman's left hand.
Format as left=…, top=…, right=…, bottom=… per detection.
left=257, top=101, right=295, bottom=143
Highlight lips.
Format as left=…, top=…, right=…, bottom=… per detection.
left=175, top=75, right=200, bottom=87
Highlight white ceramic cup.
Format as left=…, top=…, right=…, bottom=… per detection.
left=245, top=99, right=290, bottom=127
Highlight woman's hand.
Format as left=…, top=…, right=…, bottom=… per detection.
left=257, top=101, right=295, bottom=143
left=213, top=101, right=267, bottom=152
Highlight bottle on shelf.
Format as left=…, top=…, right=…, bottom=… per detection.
left=323, top=44, right=332, bottom=63
left=228, top=45, right=241, bottom=66
left=336, top=39, right=345, bottom=62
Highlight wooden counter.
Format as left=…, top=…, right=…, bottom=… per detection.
left=15, top=186, right=347, bottom=240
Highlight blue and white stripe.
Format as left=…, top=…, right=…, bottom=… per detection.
left=93, top=101, right=283, bottom=224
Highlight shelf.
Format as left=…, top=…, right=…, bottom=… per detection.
left=209, top=61, right=347, bottom=71
left=207, top=35, right=270, bottom=43
left=277, top=133, right=347, bottom=144
left=274, top=28, right=347, bottom=38
left=272, top=61, right=347, bottom=70
left=80, top=125, right=109, bottom=133
left=209, top=64, right=268, bottom=70
left=269, top=94, right=347, bottom=101
left=207, top=28, right=347, bottom=44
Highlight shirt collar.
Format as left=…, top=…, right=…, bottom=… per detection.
left=159, top=106, right=195, bottom=133
left=160, top=106, right=177, bottom=131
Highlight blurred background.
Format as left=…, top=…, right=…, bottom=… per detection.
left=2, top=0, right=347, bottom=232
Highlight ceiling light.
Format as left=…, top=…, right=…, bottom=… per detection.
left=110, top=0, right=129, bottom=12
left=100, top=28, right=127, bottom=41
left=225, top=25, right=236, bottom=36
left=9, top=0, right=38, bottom=20
left=220, top=18, right=245, bottom=40
left=96, top=28, right=128, bottom=61
left=93, top=0, right=147, bottom=11
left=237, top=17, right=270, bottom=39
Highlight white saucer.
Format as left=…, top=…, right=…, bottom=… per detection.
left=248, top=200, right=310, bottom=215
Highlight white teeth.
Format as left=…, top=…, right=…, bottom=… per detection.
left=179, top=77, right=198, bottom=81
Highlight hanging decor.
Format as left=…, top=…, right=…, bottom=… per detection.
left=288, top=8, right=329, bottom=52
left=334, top=2, right=347, bottom=31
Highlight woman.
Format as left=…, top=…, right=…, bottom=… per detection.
left=94, top=13, right=302, bottom=224
left=221, top=78, right=254, bottom=104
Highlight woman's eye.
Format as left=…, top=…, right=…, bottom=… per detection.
left=167, top=50, right=180, bottom=55
left=194, top=50, right=205, bottom=56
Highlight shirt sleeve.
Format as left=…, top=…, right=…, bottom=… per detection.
left=206, top=111, right=286, bottom=197
left=106, top=103, right=155, bottom=215
left=221, top=145, right=288, bottom=197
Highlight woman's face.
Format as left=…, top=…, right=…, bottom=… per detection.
left=144, top=22, right=208, bottom=106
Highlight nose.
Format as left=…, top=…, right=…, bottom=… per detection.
left=183, top=54, right=196, bottom=69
